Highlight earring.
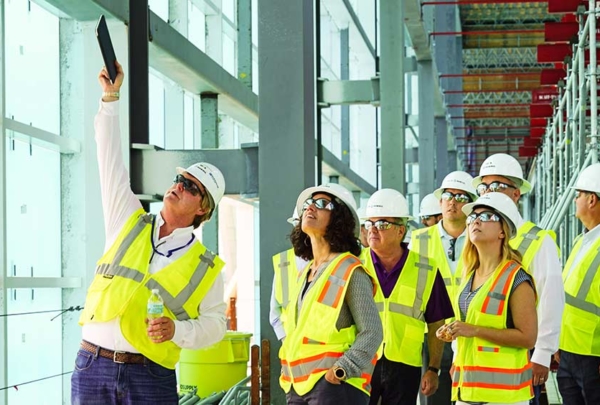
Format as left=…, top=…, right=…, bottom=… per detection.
left=304, top=237, right=310, bottom=247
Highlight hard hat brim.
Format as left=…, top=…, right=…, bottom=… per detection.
left=462, top=201, right=517, bottom=238
left=296, top=186, right=360, bottom=238
left=472, top=175, right=532, bottom=194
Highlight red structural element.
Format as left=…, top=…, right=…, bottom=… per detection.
left=455, top=126, right=530, bottom=130
left=431, top=29, right=544, bottom=36
left=531, top=128, right=546, bottom=138
left=448, top=103, right=531, bottom=108
left=532, top=88, right=559, bottom=104
left=422, top=0, right=546, bottom=5
left=537, top=43, right=572, bottom=63
left=441, top=73, right=539, bottom=79
left=524, top=137, right=542, bottom=148
left=531, top=118, right=548, bottom=127
left=530, top=104, right=554, bottom=118
left=545, top=22, right=579, bottom=42
left=444, top=89, right=531, bottom=94
left=519, top=147, right=539, bottom=157
left=541, top=68, right=566, bottom=85
left=548, top=0, right=585, bottom=13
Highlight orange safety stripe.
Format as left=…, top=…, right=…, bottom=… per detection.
left=302, top=337, right=326, bottom=345
left=317, top=255, right=360, bottom=308
left=282, top=351, right=344, bottom=368
left=477, top=346, right=500, bottom=353
left=481, top=261, right=520, bottom=315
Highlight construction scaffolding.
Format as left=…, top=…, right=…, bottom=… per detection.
left=536, top=0, right=599, bottom=258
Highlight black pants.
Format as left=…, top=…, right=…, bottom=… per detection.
left=369, top=355, right=421, bottom=405
left=420, top=339, right=453, bottom=405
left=557, top=350, right=600, bottom=405
left=287, top=376, right=369, bottom=405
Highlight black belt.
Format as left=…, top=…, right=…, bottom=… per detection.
left=81, top=340, right=146, bottom=364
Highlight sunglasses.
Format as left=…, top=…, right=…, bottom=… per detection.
left=466, top=211, right=501, bottom=225
left=173, top=174, right=203, bottom=197
left=447, top=238, right=456, bottom=261
left=302, top=198, right=335, bottom=212
left=476, top=181, right=516, bottom=196
left=441, top=191, right=471, bottom=204
left=421, top=215, right=436, bottom=221
left=364, top=219, right=404, bottom=231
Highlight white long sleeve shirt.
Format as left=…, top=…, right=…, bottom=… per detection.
left=269, top=255, right=308, bottom=340
left=517, top=217, right=565, bottom=367
left=81, top=100, right=226, bottom=353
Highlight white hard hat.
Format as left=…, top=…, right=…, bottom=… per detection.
left=419, top=193, right=442, bottom=217
left=473, top=153, right=532, bottom=194
left=434, top=171, right=478, bottom=201
left=356, top=206, right=367, bottom=225
left=462, top=192, right=521, bottom=238
left=572, top=163, right=600, bottom=194
left=176, top=162, right=226, bottom=206
left=362, top=189, right=414, bottom=220
left=287, top=207, right=300, bottom=226
left=295, top=183, right=360, bottom=237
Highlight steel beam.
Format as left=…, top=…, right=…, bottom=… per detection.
left=380, top=0, right=405, bottom=192
left=130, top=145, right=258, bottom=199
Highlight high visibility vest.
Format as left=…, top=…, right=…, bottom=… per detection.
left=360, top=248, right=437, bottom=366
left=510, top=221, right=556, bottom=272
left=272, top=248, right=302, bottom=324
left=279, top=253, right=377, bottom=396
left=560, top=234, right=600, bottom=355
left=79, top=208, right=224, bottom=369
left=451, top=261, right=533, bottom=403
left=411, top=226, right=462, bottom=303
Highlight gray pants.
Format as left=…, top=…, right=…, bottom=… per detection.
left=420, top=337, right=453, bottom=405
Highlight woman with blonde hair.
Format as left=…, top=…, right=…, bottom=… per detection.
left=437, top=192, right=537, bottom=405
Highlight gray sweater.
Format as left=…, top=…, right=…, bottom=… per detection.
left=296, top=259, right=383, bottom=379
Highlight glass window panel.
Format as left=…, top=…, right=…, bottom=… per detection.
left=148, top=0, right=169, bottom=21
left=184, top=93, right=195, bottom=149
left=149, top=72, right=165, bottom=148
left=7, top=288, right=62, bottom=404
left=222, top=34, right=236, bottom=76
left=189, top=2, right=206, bottom=52
left=6, top=138, right=60, bottom=278
left=5, top=0, right=59, bottom=133
left=222, top=0, right=236, bottom=23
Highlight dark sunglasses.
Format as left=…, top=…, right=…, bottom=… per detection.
left=302, top=198, right=335, bottom=212
left=364, top=219, right=404, bottom=231
left=421, top=215, right=437, bottom=221
left=173, top=174, right=203, bottom=197
left=441, top=191, right=471, bottom=204
left=466, top=211, right=501, bottom=225
left=476, top=181, right=516, bottom=196
left=447, top=238, right=456, bottom=261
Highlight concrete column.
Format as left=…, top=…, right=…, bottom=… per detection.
left=435, top=117, right=449, bottom=184
left=418, top=61, right=435, bottom=199
left=340, top=28, right=350, bottom=165
left=200, top=93, right=219, bottom=253
left=237, top=0, right=252, bottom=88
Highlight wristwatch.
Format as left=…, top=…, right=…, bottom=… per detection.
left=333, top=366, right=347, bottom=381
left=427, top=366, right=441, bottom=376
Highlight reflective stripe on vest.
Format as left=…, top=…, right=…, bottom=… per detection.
left=514, top=225, right=542, bottom=257
left=387, top=254, right=433, bottom=321
left=564, top=246, right=600, bottom=317
left=281, top=352, right=343, bottom=383
left=278, top=251, right=292, bottom=308
left=452, top=364, right=532, bottom=390
left=317, top=257, right=360, bottom=308
left=96, top=213, right=217, bottom=321
left=414, top=228, right=461, bottom=289
left=481, top=261, right=520, bottom=316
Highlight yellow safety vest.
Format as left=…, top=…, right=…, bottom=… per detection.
left=79, top=209, right=224, bottom=369
left=360, top=248, right=437, bottom=366
left=411, top=225, right=462, bottom=303
left=280, top=253, right=376, bottom=396
left=451, top=260, right=533, bottom=403
left=560, top=235, right=600, bottom=355
left=272, top=248, right=302, bottom=324
left=510, top=221, right=556, bottom=272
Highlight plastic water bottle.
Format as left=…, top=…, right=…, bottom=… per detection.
left=147, top=289, right=164, bottom=320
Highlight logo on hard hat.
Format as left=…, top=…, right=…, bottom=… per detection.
left=482, top=161, right=496, bottom=170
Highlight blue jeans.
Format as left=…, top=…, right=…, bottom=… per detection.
left=71, top=348, right=178, bottom=405
left=557, top=350, right=600, bottom=405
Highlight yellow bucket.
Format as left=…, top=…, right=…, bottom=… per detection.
left=179, top=331, right=252, bottom=398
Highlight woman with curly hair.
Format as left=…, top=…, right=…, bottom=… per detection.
left=436, top=192, right=537, bottom=405
left=280, top=183, right=383, bottom=405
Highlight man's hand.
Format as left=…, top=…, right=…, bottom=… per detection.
left=98, top=60, right=124, bottom=100
left=532, top=362, right=549, bottom=386
left=421, top=370, right=439, bottom=396
left=324, top=367, right=342, bottom=385
left=146, top=317, right=175, bottom=343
